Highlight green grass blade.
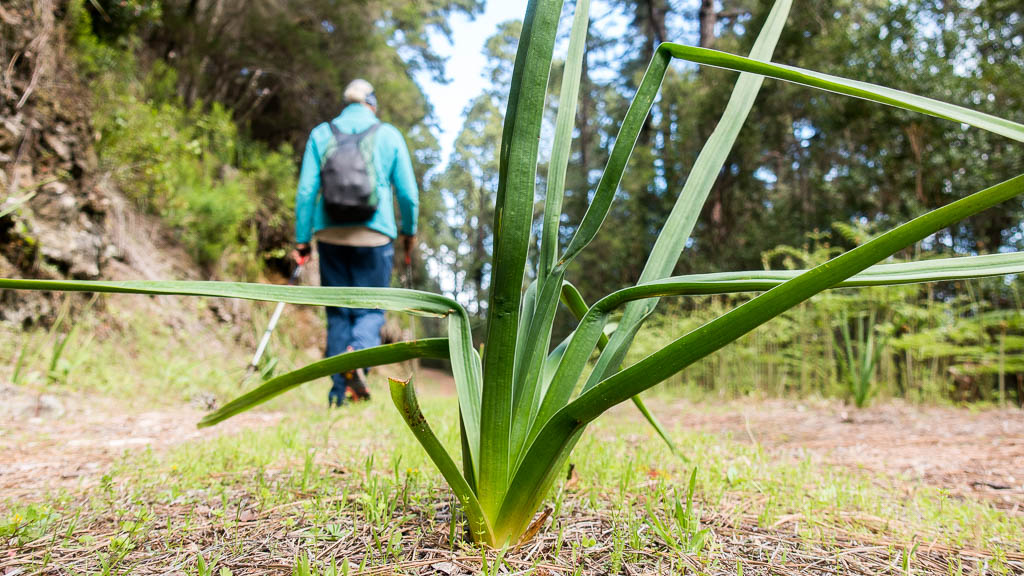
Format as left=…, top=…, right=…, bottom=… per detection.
left=388, top=377, right=492, bottom=543
left=200, top=339, right=451, bottom=427
left=540, top=0, right=591, bottom=280
left=660, top=44, right=1024, bottom=143
left=0, top=191, right=37, bottom=219
left=508, top=173, right=1024, bottom=539
left=584, top=0, right=793, bottom=394
left=478, top=0, right=565, bottom=518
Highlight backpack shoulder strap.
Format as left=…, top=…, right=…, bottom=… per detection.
left=327, top=121, right=344, bottom=139
left=360, top=122, right=381, bottom=139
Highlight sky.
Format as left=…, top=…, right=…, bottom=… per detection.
left=418, top=2, right=525, bottom=163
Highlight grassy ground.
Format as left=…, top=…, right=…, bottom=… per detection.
left=2, top=304, right=1023, bottom=575
left=3, top=385, right=1023, bottom=574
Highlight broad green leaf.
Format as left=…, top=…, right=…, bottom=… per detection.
left=540, top=0, right=591, bottom=280
left=638, top=251, right=1024, bottom=293
left=507, top=173, right=1024, bottom=539
left=630, top=395, right=684, bottom=460
left=661, top=43, right=1024, bottom=143
left=518, top=0, right=796, bottom=502
left=585, top=0, right=795, bottom=395
left=201, top=339, right=450, bottom=427
left=0, top=278, right=483, bottom=475
left=539, top=334, right=570, bottom=402
left=586, top=174, right=1024, bottom=416
left=537, top=281, right=682, bottom=461
left=512, top=278, right=539, bottom=389
left=533, top=250, right=1024, bottom=439
left=509, top=0, right=593, bottom=469
left=388, top=377, right=492, bottom=542
left=558, top=50, right=670, bottom=268
left=479, top=0, right=565, bottom=518
left=509, top=274, right=562, bottom=461
left=448, top=307, right=483, bottom=481
left=0, top=279, right=458, bottom=315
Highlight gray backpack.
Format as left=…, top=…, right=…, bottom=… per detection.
left=320, top=122, right=380, bottom=223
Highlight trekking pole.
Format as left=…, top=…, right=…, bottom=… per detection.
left=404, top=248, right=419, bottom=372
left=244, top=262, right=304, bottom=384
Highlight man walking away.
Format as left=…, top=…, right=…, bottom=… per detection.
left=293, top=79, right=418, bottom=407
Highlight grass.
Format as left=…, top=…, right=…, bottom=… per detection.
left=0, top=296, right=320, bottom=409
left=3, top=378, right=1022, bottom=575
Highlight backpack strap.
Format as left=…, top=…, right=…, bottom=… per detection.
left=327, top=121, right=344, bottom=139
left=358, top=123, right=381, bottom=141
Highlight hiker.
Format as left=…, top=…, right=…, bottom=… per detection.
left=292, top=79, right=418, bottom=407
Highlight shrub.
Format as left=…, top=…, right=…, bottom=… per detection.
left=72, top=9, right=296, bottom=273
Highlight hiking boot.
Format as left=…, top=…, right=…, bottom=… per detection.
left=347, top=368, right=371, bottom=402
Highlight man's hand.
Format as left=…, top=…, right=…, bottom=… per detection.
left=400, top=235, right=416, bottom=265
left=292, top=243, right=311, bottom=265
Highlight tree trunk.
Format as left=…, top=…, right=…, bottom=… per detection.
left=699, top=0, right=717, bottom=49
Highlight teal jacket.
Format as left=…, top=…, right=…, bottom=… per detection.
left=295, top=103, right=419, bottom=244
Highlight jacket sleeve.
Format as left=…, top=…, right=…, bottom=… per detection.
left=294, top=127, right=323, bottom=244
left=387, top=126, right=419, bottom=236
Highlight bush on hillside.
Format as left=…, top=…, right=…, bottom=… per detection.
left=70, top=4, right=297, bottom=274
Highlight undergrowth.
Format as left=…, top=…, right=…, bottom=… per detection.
left=69, top=0, right=296, bottom=274
left=630, top=231, right=1024, bottom=406
left=0, top=296, right=317, bottom=407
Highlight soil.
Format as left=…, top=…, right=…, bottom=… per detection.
left=644, top=397, right=1024, bottom=511
left=0, top=385, right=282, bottom=503
left=5, top=367, right=1021, bottom=514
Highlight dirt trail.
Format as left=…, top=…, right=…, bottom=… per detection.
left=645, top=398, right=1024, bottom=509
left=0, top=386, right=281, bottom=505
left=5, top=367, right=1022, bottom=512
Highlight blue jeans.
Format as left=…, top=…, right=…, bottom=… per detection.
left=318, top=241, right=394, bottom=403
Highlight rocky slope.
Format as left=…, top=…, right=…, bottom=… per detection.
left=0, top=0, right=326, bottom=360
left=1, top=0, right=118, bottom=325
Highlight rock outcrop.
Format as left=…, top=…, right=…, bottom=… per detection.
left=1, top=0, right=117, bottom=325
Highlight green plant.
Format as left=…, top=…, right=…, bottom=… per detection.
left=837, top=310, right=887, bottom=408
left=0, top=191, right=37, bottom=220
left=72, top=11, right=297, bottom=273
left=645, top=468, right=709, bottom=554
left=4, top=0, right=1024, bottom=547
